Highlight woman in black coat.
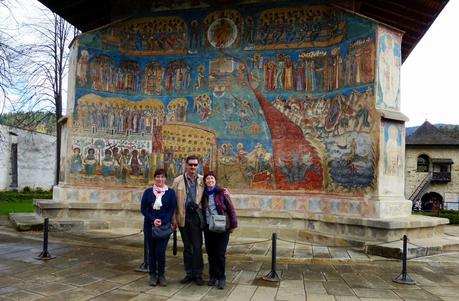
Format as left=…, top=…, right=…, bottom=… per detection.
left=141, top=169, right=176, bottom=287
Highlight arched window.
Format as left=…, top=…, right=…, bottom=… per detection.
left=417, top=154, right=429, bottom=172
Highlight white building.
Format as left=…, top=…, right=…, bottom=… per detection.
left=0, top=124, right=56, bottom=190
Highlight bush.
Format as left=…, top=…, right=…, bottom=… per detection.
left=413, top=209, right=459, bottom=224
left=22, top=186, right=31, bottom=193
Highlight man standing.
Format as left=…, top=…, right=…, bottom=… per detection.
left=172, top=155, right=205, bottom=285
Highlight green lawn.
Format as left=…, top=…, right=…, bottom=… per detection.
left=0, top=190, right=52, bottom=215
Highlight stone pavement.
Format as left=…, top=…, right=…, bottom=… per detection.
left=1, top=216, right=459, bottom=300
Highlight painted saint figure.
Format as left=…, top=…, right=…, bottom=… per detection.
left=70, top=147, right=83, bottom=174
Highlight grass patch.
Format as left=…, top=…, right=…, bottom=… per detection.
left=0, top=189, right=52, bottom=215
left=413, top=209, right=459, bottom=224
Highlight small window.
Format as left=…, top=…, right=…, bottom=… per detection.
left=417, top=155, right=429, bottom=172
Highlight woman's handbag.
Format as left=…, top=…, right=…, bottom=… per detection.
left=151, top=223, right=173, bottom=239
left=209, top=214, right=226, bottom=233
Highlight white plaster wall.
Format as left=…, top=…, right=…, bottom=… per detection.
left=0, top=125, right=56, bottom=190
left=0, top=126, right=12, bottom=189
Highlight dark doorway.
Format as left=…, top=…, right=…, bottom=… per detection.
left=10, top=143, right=18, bottom=188
left=421, top=192, right=443, bottom=212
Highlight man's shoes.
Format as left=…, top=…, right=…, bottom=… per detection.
left=149, top=275, right=158, bottom=286
left=208, top=278, right=217, bottom=286
left=217, top=279, right=226, bottom=289
left=158, top=276, right=167, bottom=287
left=180, top=275, right=194, bottom=284
left=194, top=276, right=204, bottom=286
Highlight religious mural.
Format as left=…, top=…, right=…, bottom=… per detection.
left=70, top=1, right=384, bottom=192
left=383, top=122, right=403, bottom=177
left=376, top=27, right=402, bottom=111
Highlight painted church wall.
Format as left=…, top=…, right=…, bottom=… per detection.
left=376, top=26, right=402, bottom=111
left=65, top=1, right=382, bottom=195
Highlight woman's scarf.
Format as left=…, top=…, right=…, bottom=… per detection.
left=152, top=185, right=168, bottom=210
left=205, top=185, right=217, bottom=195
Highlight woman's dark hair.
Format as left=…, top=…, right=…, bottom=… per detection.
left=154, top=168, right=167, bottom=178
left=203, top=171, right=217, bottom=182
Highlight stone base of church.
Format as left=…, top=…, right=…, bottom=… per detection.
left=35, top=185, right=448, bottom=246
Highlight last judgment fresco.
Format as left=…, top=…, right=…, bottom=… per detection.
left=68, top=1, right=392, bottom=193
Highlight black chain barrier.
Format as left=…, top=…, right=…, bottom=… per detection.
left=393, top=235, right=416, bottom=285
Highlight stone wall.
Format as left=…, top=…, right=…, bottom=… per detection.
left=405, top=146, right=459, bottom=208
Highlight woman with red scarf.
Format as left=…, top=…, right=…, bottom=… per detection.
left=141, top=169, right=176, bottom=287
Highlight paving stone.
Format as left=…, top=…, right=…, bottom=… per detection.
left=347, top=249, right=370, bottom=260
left=89, top=288, right=140, bottom=300
left=35, top=288, right=99, bottom=301
left=119, top=277, right=152, bottom=293
left=250, top=286, right=277, bottom=301
left=322, top=271, right=342, bottom=281
left=323, top=280, right=355, bottom=296
left=304, top=281, right=327, bottom=294
left=3, top=290, right=45, bottom=301
left=277, top=280, right=305, bottom=301
left=25, top=282, right=76, bottom=296
left=60, top=274, right=101, bottom=286
left=303, top=271, right=326, bottom=281
left=392, top=288, right=442, bottom=300
left=361, top=274, right=396, bottom=289
left=169, top=283, right=212, bottom=300
left=145, top=281, right=187, bottom=297
left=225, top=284, right=257, bottom=301
left=360, top=298, right=402, bottom=301
left=340, top=273, right=374, bottom=288
left=201, top=283, right=236, bottom=301
left=80, top=280, right=121, bottom=294
left=312, top=246, right=331, bottom=258
left=106, top=273, right=145, bottom=284
left=329, top=247, right=351, bottom=260
left=306, top=293, right=336, bottom=301
left=353, top=288, right=400, bottom=299
left=334, top=297, right=360, bottom=301
left=421, top=286, right=459, bottom=297
left=129, top=293, right=167, bottom=301
left=232, top=270, right=258, bottom=284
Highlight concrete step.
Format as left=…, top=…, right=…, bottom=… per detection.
left=365, top=235, right=459, bottom=259
left=8, top=213, right=44, bottom=231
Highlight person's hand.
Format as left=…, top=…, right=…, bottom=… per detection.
left=223, top=188, right=231, bottom=196
left=153, top=219, right=162, bottom=227
left=229, top=228, right=233, bottom=234
left=172, top=222, right=178, bottom=230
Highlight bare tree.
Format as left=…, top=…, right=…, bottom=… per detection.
left=0, top=0, right=25, bottom=116
left=19, top=9, right=78, bottom=185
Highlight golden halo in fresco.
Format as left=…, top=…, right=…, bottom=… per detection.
left=207, top=18, right=238, bottom=49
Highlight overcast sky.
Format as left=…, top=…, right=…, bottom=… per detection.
left=3, top=1, right=457, bottom=126
left=401, top=0, right=459, bottom=127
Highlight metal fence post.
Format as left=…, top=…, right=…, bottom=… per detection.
left=262, top=233, right=281, bottom=282
left=393, top=235, right=416, bottom=285
left=35, top=217, right=56, bottom=260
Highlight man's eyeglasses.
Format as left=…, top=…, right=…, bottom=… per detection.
left=188, top=163, right=198, bottom=167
